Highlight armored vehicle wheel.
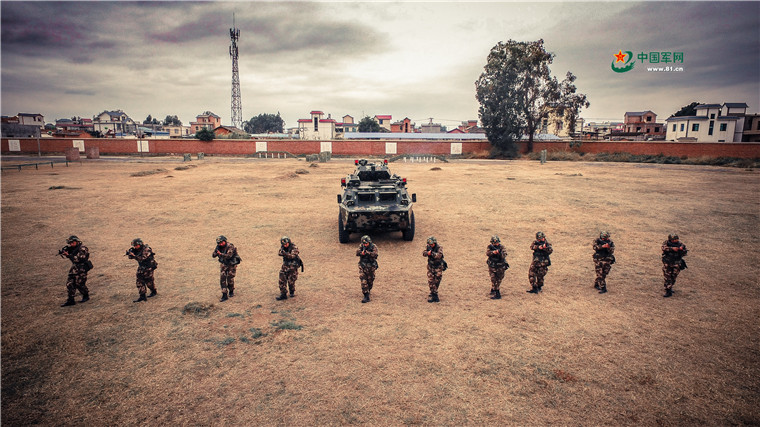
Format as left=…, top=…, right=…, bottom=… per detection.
left=338, top=213, right=350, bottom=243
left=402, top=212, right=415, bottom=241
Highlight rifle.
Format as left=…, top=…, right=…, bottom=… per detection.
left=58, top=247, right=70, bottom=258
left=297, top=256, right=304, bottom=272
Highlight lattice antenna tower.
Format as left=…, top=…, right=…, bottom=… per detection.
left=229, top=13, right=242, bottom=129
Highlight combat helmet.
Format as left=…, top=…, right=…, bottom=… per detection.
left=216, top=235, right=227, bottom=244
left=361, top=235, right=372, bottom=244
left=66, top=235, right=81, bottom=244
left=280, top=236, right=291, bottom=245
left=668, top=233, right=679, bottom=241
left=427, top=236, right=437, bottom=245
left=491, top=235, right=501, bottom=244
left=536, top=231, right=546, bottom=240
left=600, top=231, right=610, bottom=240
left=131, top=238, right=144, bottom=246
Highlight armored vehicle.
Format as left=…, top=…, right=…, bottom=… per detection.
left=337, top=159, right=416, bottom=243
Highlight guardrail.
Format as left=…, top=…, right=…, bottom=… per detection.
left=388, top=154, right=449, bottom=163
left=1, top=160, right=81, bottom=172
left=246, top=151, right=298, bottom=159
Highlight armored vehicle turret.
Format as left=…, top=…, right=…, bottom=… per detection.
left=337, top=159, right=416, bottom=243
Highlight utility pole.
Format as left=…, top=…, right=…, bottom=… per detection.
left=229, top=13, right=242, bottom=129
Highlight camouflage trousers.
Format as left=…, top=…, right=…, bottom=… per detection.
left=528, top=261, right=549, bottom=290
left=279, top=264, right=299, bottom=295
left=66, top=266, right=89, bottom=298
left=359, top=264, right=376, bottom=294
left=662, top=262, right=682, bottom=290
left=594, top=259, right=613, bottom=289
left=136, top=267, right=156, bottom=296
left=220, top=264, right=237, bottom=293
left=488, top=266, right=507, bottom=292
left=427, top=266, right=443, bottom=295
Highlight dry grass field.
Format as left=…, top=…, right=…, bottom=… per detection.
left=2, top=156, right=759, bottom=426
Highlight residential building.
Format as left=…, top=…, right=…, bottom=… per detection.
left=56, top=117, right=94, bottom=134
left=1, top=123, right=40, bottom=138
left=420, top=119, right=444, bottom=133
left=390, top=117, right=415, bottom=133
left=92, top=110, right=137, bottom=136
left=213, top=125, right=246, bottom=137
left=742, top=113, right=760, bottom=142
left=582, top=121, right=624, bottom=139
left=623, top=111, right=665, bottom=138
left=374, top=115, right=392, bottom=131
left=298, top=110, right=336, bottom=140
left=336, top=115, right=358, bottom=134
left=190, top=111, right=222, bottom=133
left=17, top=113, right=45, bottom=129
left=164, top=125, right=192, bottom=138
left=665, top=102, right=749, bottom=142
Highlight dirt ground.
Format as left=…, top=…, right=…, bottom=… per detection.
left=2, top=156, right=759, bottom=426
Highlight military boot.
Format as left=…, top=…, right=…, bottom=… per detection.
left=663, top=289, right=673, bottom=298
left=228, top=289, right=234, bottom=298
left=275, top=293, right=288, bottom=301
left=526, top=287, right=538, bottom=294
left=490, top=290, right=501, bottom=300
left=594, top=283, right=600, bottom=290
left=80, top=293, right=90, bottom=303
left=489, top=289, right=496, bottom=297
left=361, top=293, right=370, bottom=303
left=148, top=289, right=157, bottom=298
left=432, top=293, right=440, bottom=303
left=61, top=297, right=76, bottom=307
left=598, top=287, right=607, bottom=294
left=133, top=294, right=147, bottom=303
left=220, top=292, right=228, bottom=302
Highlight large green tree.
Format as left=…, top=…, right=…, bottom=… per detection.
left=358, top=116, right=382, bottom=132
left=163, top=115, right=182, bottom=126
left=243, top=113, right=284, bottom=134
left=671, top=102, right=700, bottom=117
left=195, top=128, right=215, bottom=141
left=475, top=39, right=589, bottom=155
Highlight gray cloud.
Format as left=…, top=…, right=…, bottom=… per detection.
left=1, top=1, right=757, bottom=127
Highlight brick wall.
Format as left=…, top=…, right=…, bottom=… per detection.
left=2, top=138, right=758, bottom=159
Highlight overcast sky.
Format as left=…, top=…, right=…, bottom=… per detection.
left=2, top=1, right=758, bottom=129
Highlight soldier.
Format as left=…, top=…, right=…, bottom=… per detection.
left=125, top=238, right=158, bottom=303
left=527, top=231, right=553, bottom=294
left=213, top=235, right=240, bottom=302
left=277, top=236, right=301, bottom=301
left=661, top=234, right=688, bottom=298
left=356, top=235, right=379, bottom=303
left=486, top=235, right=509, bottom=300
left=423, top=236, right=446, bottom=303
left=58, top=235, right=92, bottom=307
left=592, top=231, right=616, bottom=294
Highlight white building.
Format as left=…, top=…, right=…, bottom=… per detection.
left=298, top=110, right=336, bottom=140
left=17, top=113, right=45, bottom=129
left=92, top=110, right=137, bottom=135
left=665, top=103, right=748, bottom=142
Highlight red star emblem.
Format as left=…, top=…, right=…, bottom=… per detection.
left=614, top=50, right=627, bottom=63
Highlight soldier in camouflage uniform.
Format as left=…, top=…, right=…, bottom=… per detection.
left=357, top=235, right=379, bottom=303
left=423, top=236, right=445, bottom=303
left=527, top=231, right=553, bottom=294
left=592, top=231, right=616, bottom=294
left=661, top=234, right=688, bottom=298
left=59, top=235, right=91, bottom=307
left=213, top=235, right=240, bottom=302
left=277, top=236, right=300, bottom=301
left=126, top=238, right=158, bottom=303
left=486, top=235, right=509, bottom=300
